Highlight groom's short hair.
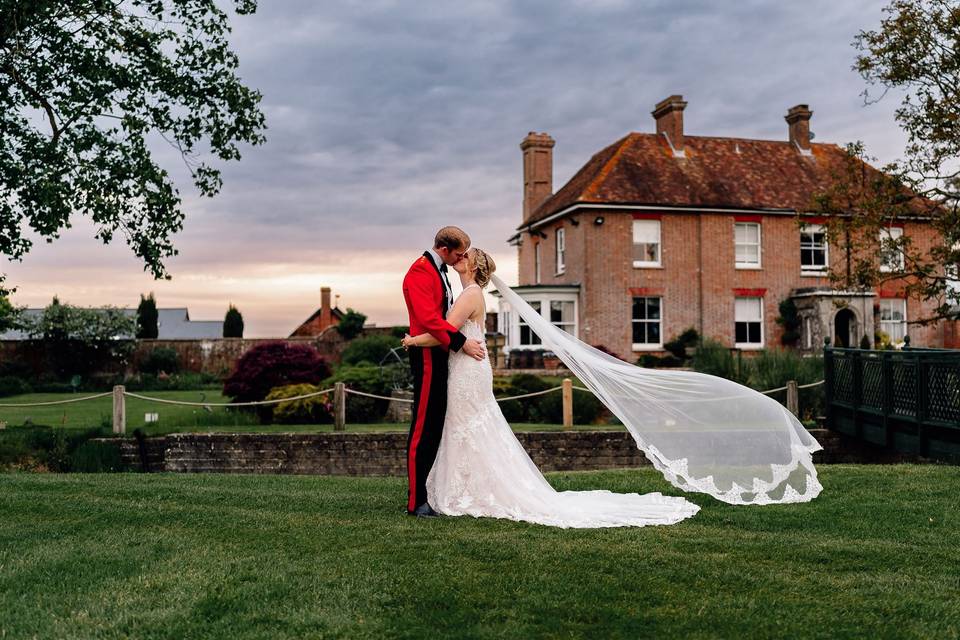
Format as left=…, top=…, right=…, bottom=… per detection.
left=434, top=226, right=470, bottom=251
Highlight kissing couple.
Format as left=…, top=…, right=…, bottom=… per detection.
left=401, top=226, right=702, bottom=528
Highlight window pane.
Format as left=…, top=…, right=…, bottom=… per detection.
left=633, top=297, right=646, bottom=320
left=633, top=220, right=659, bottom=243
left=647, top=298, right=661, bottom=320
left=632, top=321, right=643, bottom=343
left=648, top=322, right=661, bottom=344
left=735, top=322, right=747, bottom=343
left=735, top=297, right=761, bottom=321
left=748, top=322, right=761, bottom=343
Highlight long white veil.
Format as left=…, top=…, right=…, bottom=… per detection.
left=491, top=274, right=823, bottom=505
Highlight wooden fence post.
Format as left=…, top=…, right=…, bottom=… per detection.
left=786, top=380, right=799, bottom=417
left=562, top=378, right=573, bottom=430
left=112, top=385, right=126, bottom=434
left=334, top=382, right=346, bottom=432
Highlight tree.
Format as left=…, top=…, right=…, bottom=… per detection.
left=0, top=294, right=23, bottom=334
left=812, top=0, right=960, bottom=325
left=136, top=293, right=158, bottom=339
left=336, top=309, right=367, bottom=340
left=224, top=304, right=244, bottom=338
left=22, top=297, right=136, bottom=379
left=0, top=1, right=266, bottom=296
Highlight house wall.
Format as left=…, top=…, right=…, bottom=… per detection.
left=515, top=211, right=956, bottom=358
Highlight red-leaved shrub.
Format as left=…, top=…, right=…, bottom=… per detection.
left=223, top=341, right=331, bottom=411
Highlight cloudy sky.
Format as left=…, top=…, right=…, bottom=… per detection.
left=5, top=0, right=909, bottom=337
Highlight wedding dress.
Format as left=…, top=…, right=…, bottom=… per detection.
left=426, top=287, right=701, bottom=528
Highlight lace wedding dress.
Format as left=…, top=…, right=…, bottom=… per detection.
left=425, top=300, right=701, bottom=528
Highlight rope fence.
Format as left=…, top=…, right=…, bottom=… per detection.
left=1, top=377, right=824, bottom=434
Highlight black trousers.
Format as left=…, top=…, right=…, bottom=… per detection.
left=406, top=345, right=449, bottom=512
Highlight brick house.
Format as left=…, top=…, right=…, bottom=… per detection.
left=289, top=286, right=344, bottom=337
left=497, top=95, right=960, bottom=360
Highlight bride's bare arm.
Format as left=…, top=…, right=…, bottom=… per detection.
left=403, top=288, right=482, bottom=348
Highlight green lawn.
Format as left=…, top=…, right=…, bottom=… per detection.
left=0, top=390, right=617, bottom=434
left=1, top=466, right=958, bottom=639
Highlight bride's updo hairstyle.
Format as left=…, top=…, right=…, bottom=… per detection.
left=469, top=248, right=497, bottom=288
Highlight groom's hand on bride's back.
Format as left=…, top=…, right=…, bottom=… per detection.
left=463, top=339, right=486, bottom=361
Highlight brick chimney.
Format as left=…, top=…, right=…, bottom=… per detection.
left=520, top=132, right=555, bottom=221
left=652, top=95, right=687, bottom=155
left=785, top=104, right=813, bottom=152
left=320, top=287, right=332, bottom=329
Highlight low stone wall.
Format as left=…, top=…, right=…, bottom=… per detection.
left=95, top=428, right=911, bottom=476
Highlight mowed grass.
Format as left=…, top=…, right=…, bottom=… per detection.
left=0, top=390, right=616, bottom=434
left=1, top=466, right=958, bottom=639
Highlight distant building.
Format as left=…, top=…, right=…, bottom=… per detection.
left=0, top=307, right=223, bottom=340
left=289, top=287, right=345, bottom=337
left=498, top=95, right=960, bottom=359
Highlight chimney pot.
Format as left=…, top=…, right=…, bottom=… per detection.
left=785, top=104, right=813, bottom=152
left=652, top=95, right=687, bottom=155
left=520, top=132, right=555, bottom=221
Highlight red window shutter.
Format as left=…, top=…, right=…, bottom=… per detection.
left=734, top=214, right=763, bottom=223
left=733, top=288, right=767, bottom=297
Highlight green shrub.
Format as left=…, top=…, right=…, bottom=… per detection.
left=140, top=346, right=180, bottom=375
left=747, top=348, right=823, bottom=392
left=266, top=383, right=332, bottom=424
left=70, top=440, right=123, bottom=472
left=0, top=425, right=109, bottom=472
left=496, top=374, right=552, bottom=422
left=0, top=375, right=32, bottom=397
left=664, top=327, right=700, bottom=360
left=536, top=385, right=607, bottom=425
left=656, top=355, right=684, bottom=368
left=324, top=364, right=391, bottom=423
left=637, top=354, right=660, bottom=368
left=692, top=338, right=745, bottom=383
left=341, top=334, right=398, bottom=366
left=336, top=309, right=367, bottom=340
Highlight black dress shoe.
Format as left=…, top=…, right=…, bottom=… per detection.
left=408, top=503, right=440, bottom=518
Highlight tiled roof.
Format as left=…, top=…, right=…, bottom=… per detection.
left=0, top=307, right=223, bottom=340
left=521, top=133, right=924, bottom=228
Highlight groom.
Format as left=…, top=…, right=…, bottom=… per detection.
left=402, top=226, right=486, bottom=517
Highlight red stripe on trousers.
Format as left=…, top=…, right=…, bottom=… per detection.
left=407, top=351, right=433, bottom=512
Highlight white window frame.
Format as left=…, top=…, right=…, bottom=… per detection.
left=517, top=300, right=542, bottom=347
left=800, top=223, right=829, bottom=275
left=631, top=296, right=663, bottom=351
left=879, top=227, right=905, bottom=272
left=499, top=289, right=579, bottom=352
left=734, top=296, right=764, bottom=349
left=534, top=242, right=541, bottom=284
left=555, top=228, right=566, bottom=275
left=632, top=219, right=662, bottom=268
left=735, top=222, right=762, bottom=270
left=878, top=298, right=907, bottom=343
left=549, top=300, right=576, bottom=335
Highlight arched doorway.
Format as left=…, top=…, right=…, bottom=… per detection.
left=834, top=308, right=858, bottom=347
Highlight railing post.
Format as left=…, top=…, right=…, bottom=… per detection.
left=786, top=380, right=799, bottom=417
left=334, top=382, right=346, bottom=432
left=562, top=378, right=573, bottom=430
left=112, top=385, right=126, bottom=434
left=823, top=338, right=834, bottom=429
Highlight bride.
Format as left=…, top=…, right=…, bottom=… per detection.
left=402, top=248, right=702, bottom=528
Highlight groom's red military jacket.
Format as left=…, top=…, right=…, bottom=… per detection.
left=403, top=253, right=466, bottom=352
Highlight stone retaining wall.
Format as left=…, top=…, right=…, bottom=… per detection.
left=95, top=428, right=912, bottom=476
